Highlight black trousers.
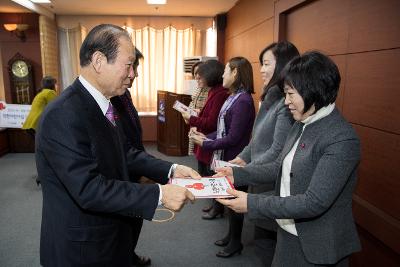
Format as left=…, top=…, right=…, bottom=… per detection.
left=224, top=185, right=247, bottom=245
left=131, top=218, right=143, bottom=252
left=197, top=161, right=214, bottom=176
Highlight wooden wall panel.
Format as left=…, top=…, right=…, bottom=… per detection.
left=330, top=55, right=347, bottom=112
left=351, top=226, right=400, bottom=267
left=0, top=129, right=9, bottom=157
left=285, top=0, right=350, bottom=55
left=225, top=19, right=274, bottom=64
left=344, top=49, right=400, bottom=134
left=225, top=0, right=274, bottom=40
left=0, top=13, right=42, bottom=103
left=268, top=0, right=400, bottom=264
left=353, top=125, right=400, bottom=220
left=139, top=116, right=157, bottom=142
left=348, top=0, right=400, bottom=53
left=225, top=0, right=275, bottom=115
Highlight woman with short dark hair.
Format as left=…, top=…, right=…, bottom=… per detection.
left=185, top=61, right=208, bottom=156
left=180, top=59, right=229, bottom=179
left=217, top=51, right=361, bottom=266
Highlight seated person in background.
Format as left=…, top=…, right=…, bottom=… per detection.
left=22, top=76, right=57, bottom=136
left=217, top=51, right=361, bottom=266
left=110, top=47, right=150, bottom=266
left=191, top=56, right=255, bottom=258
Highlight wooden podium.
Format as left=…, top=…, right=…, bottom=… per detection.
left=157, top=91, right=191, bottom=156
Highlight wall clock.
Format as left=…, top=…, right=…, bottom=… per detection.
left=8, top=53, right=35, bottom=104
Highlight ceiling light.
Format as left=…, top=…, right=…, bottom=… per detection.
left=4, top=24, right=18, bottom=31
left=30, top=0, right=51, bottom=3
left=147, top=0, right=167, bottom=4
left=3, top=23, right=30, bottom=42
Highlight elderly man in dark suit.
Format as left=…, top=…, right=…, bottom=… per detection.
left=111, top=47, right=150, bottom=266
left=36, top=24, right=199, bottom=267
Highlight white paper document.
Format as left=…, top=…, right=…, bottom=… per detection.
left=169, top=176, right=234, bottom=198
left=211, top=159, right=242, bottom=171
left=172, top=100, right=198, bottom=117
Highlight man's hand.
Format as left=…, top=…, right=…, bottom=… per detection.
left=213, top=167, right=234, bottom=184
left=173, top=165, right=201, bottom=179
left=161, top=184, right=195, bottom=211
left=229, top=157, right=247, bottom=166
left=216, top=189, right=248, bottom=213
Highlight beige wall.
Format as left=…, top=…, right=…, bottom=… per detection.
left=224, top=0, right=275, bottom=105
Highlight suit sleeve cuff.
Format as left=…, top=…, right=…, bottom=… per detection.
left=167, top=164, right=178, bottom=178
left=157, top=184, right=163, bottom=205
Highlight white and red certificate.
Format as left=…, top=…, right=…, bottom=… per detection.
left=172, top=100, right=198, bottom=117
left=169, top=176, right=234, bottom=198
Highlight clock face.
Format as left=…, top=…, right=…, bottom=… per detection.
left=12, top=60, right=29, bottom=78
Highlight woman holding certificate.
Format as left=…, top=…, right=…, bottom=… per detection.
left=190, top=57, right=255, bottom=258
left=180, top=60, right=229, bottom=180
left=229, top=41, right=299, bottom=259
left=217, top=51, right=361, bottom=266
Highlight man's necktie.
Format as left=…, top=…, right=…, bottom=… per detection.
left=105, top=103, right=116, bottom=126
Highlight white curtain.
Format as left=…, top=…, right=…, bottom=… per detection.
left=126, top=26, right=215, bottom=113
left=58, top=25, right=87, bottom=90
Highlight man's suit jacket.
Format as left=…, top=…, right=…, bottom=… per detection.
left=111, top=90, right=144, bottom=152
left=36, top=79, right=172, bottom=267
left=111, top=91, right=144, bottom=183
left=233, top=108, right=361, bottom=264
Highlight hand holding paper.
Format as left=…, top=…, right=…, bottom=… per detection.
left=173, top=165, right=201, bottom=179
left=181, top=111, right=190, bottom=123
left=216, top=188, right=248, bottom=213
left=161, top=184, right=195, bottom=211
left=229, top=157, right=247, bottom=166
left=211, top=159, right=242, bottom=170
left=189, top=128, right=206, bottom=138
left=188, top=129, right=211, bottom=146
left=190, top=134, right=206, bottom=146
left=213, top=166, right=234, bottom=184
left=173, top=100, right=198, bottom=117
